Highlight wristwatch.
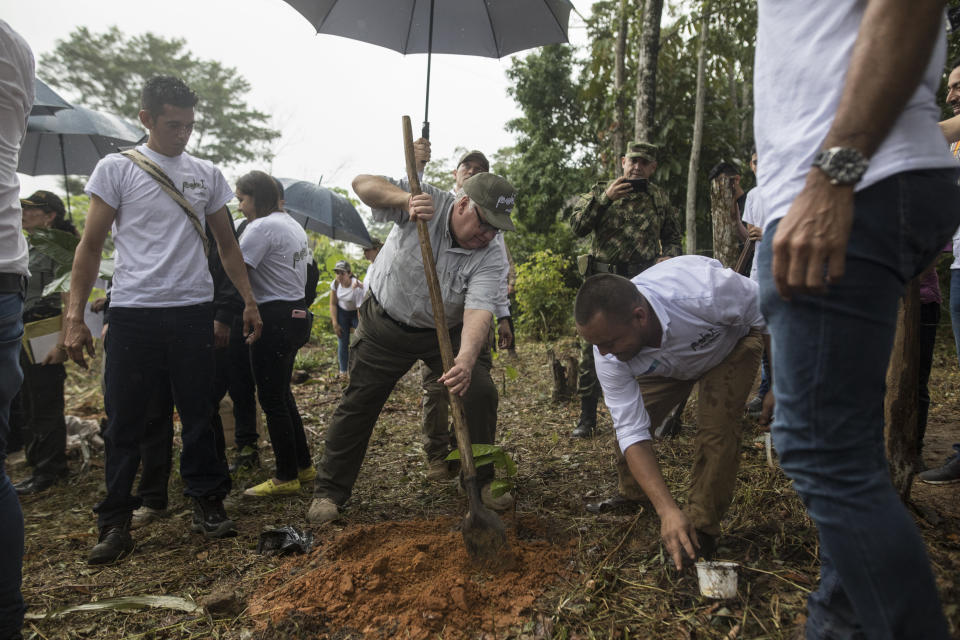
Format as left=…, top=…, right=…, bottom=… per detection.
left=811, top=147, right=869, bottom=186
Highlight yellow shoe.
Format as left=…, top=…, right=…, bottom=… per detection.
left=297, top=466, right=317, bottom=484
left=243, top=478, right=300, bottom=497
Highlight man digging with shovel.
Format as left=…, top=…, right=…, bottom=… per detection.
left=575, top=255, right=766, bottom=569
left=307, top=170, right=517, bottom=525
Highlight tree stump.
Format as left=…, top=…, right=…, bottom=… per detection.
left=884, top=278, right=921, bottom=501
left=548, top=348, right=578, bottom=402
left=710, top=176, right=740, bottom=268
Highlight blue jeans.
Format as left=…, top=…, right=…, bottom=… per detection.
left=336, top=306, right=358, bottom=373
left=758, top=170, right=959, bottom=640
left=98, top=304, right=230, bottom=528
left=0, top=293, right=25, bottom=639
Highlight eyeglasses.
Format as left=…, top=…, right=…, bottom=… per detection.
left=474, top=209, right=499, bottom=235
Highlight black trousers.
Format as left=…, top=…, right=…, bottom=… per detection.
left=10, top=349, right=67, bottom=479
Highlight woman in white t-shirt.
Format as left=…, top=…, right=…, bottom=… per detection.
left=329, top=260, right=363, bottom=375
left=235, top=171, right=314, bottom=498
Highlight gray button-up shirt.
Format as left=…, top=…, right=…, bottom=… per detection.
left=366, top=178, right=505, bottom=329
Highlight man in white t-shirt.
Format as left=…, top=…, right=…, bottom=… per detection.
left=576, top=256, right=764, bottom=570
left=0, top=19, right=34, bottom=640
left=754, top=3, right=959, bottom=637
left=63, top=76, right=263, bottom=566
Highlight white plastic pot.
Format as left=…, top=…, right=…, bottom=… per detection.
left=695, top=561, right=738, bottom=599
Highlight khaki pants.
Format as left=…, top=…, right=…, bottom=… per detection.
left=615, top=329, right=764, bottom=535
left=314, top=297, right=497, bottom=505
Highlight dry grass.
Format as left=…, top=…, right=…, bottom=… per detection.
left=11, top=330, right=960, bottom=639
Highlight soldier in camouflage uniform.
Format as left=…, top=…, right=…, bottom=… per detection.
left=569, top=141, right=682, bottom=508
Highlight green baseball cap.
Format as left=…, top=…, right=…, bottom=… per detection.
left=625, top=141, right=658, bottom=162
left=457, top=150, right=489, bottom=172
left=462, top=172, right=516, bottom=232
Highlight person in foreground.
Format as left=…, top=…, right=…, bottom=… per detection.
left=307, top=171, right=517, bottom=524
left=754, top=1, right=958, bottom=636
left=63, top=76, right=262, bottom=565
left=575, top=255, right=765, bottom=570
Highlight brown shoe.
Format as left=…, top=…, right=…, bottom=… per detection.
left=425, top=459, right=455, bottom=482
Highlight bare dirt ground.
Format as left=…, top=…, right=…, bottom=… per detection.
left=9, top=328, right=960, bottom=639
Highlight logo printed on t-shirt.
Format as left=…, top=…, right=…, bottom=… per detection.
left=293, top=246, right=310, bottom=267
left=690, top=327, right=721, bottom=351
left=182, top=179, right=206, bottom=192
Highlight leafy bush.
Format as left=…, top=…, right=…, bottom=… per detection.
left=514, top=250, right=576, bottom=341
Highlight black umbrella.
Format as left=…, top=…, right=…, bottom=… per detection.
left=31, top=78, right=72, bottom=116
left=17, top=104, right=145, bottom=217
left=280, top=0, right=576, bottom=138
left=279, top=178, right=373, bottom=247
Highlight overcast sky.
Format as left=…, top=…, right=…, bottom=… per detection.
left=8, top=0, right=591, bottom=200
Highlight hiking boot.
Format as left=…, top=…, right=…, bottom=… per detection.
left=572, top=397, right=598, bottom=438
left=130, top=506, right=169, bottom=530
left=425, top=458, right=455, bottom=482
left=918, top=446, right=960, bottom=484
left=13, top=474, right=58, bottom=495
left=481, top=483, right=514, bottom=511
left=297, top=466, right=317, bottom=484
left=229, top=446, right=260, bottom=473
left=191, top=496, right=237, bottom=538
left=243, top=478, right=300, bottom=497
left=88, top=522, right=134, bottom=565
left=307, top=497, right=339, bottom=524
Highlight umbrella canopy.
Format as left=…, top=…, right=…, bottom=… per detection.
left=32, top=78, right=72, bottom=116
left=279, top=178, right=372, bottom=247
left=284, top=0, right=574, bottom=58
left=281, top=0, right=575, bottom=135
left=17, top=104, right=145, bottom=177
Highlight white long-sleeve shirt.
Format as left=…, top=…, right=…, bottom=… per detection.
left=593, top=255, right=765, bottom=452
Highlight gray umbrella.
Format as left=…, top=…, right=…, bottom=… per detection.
left=17, top=104, right=145, bottom=217
left=280, top=0, right=575, bottom=137
left=32, top=78, right=72, bottom=116
left=279, top=178, right=373, bottom=247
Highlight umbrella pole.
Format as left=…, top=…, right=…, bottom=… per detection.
left=59, top=133, right=72, bottom=220
left=422, top=0, right=435, bottom=140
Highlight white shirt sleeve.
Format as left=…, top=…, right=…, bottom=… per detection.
left=204, top=167, right=235, bottom=215
left=239, top=220, right=271, bottom=269
left=594, top=348, right=653, bottom=451
left=85, top=156, right=124, bottom=210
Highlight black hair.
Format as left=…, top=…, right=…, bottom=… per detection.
left=708, top=161, right=739, bottom=182
left=236, top=170, right=280, bottom=217
left=141, top=76, right=198, bottom=118
left=272, top=177, right=285, bottom=200
left=574, top=274, right=643, bottom=326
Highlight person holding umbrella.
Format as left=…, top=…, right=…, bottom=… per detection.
left=329, top=260, right=363, bottom=377
left=11, top=191, right=76, bottom=495
left=235, top=170, right=315, bottom=497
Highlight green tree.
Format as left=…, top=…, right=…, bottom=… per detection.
left=39, top=26, right=279, bottom=168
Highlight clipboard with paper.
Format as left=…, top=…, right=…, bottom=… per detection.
left=22, top=314, right=62, bottom=364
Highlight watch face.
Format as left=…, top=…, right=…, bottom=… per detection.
left=817, top=147, right=868, bottom=185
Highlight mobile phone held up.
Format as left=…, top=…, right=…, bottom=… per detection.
left=626, top=178, right=648, bottom=193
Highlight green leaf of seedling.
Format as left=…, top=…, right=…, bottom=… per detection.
left=30, top=228, right=79, bottom=268
left=473, top=454, right=497, bottom=468
left=505, top=364, right=518, bottom=380
left=489, top=479, right=513, bottom=498
left=41, top=271, right=71, bottom=297
left=445, top=445, right=517, bottom=475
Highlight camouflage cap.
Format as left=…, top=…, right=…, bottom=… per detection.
left=624, top=141, right=658, bottom=162
left=457, top=150, right=490, bottom=172
left=462, top=172, right=516, bottom=232
left=20, top=190, right=66, bottom=216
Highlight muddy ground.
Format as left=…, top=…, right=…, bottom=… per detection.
left=9, top=327, right=960, bottom=639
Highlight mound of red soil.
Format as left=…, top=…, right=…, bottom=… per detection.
left=248, top=515, right=574, bottom=638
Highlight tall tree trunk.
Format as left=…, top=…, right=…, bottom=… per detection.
left=885, top=280, right=921, bottom=501
left=684, top=4, right=710, bottom=255
left=611, top=0, right=628, bottom=172
left=710, top=174, right=739, bottom=267
left=633, top=0, right=663, bottom=142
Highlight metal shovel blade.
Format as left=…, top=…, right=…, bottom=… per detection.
left=460, top=475, right=508, bottom=567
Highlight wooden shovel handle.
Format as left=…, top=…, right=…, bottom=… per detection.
left=402, top=116, right=478, bottom=480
